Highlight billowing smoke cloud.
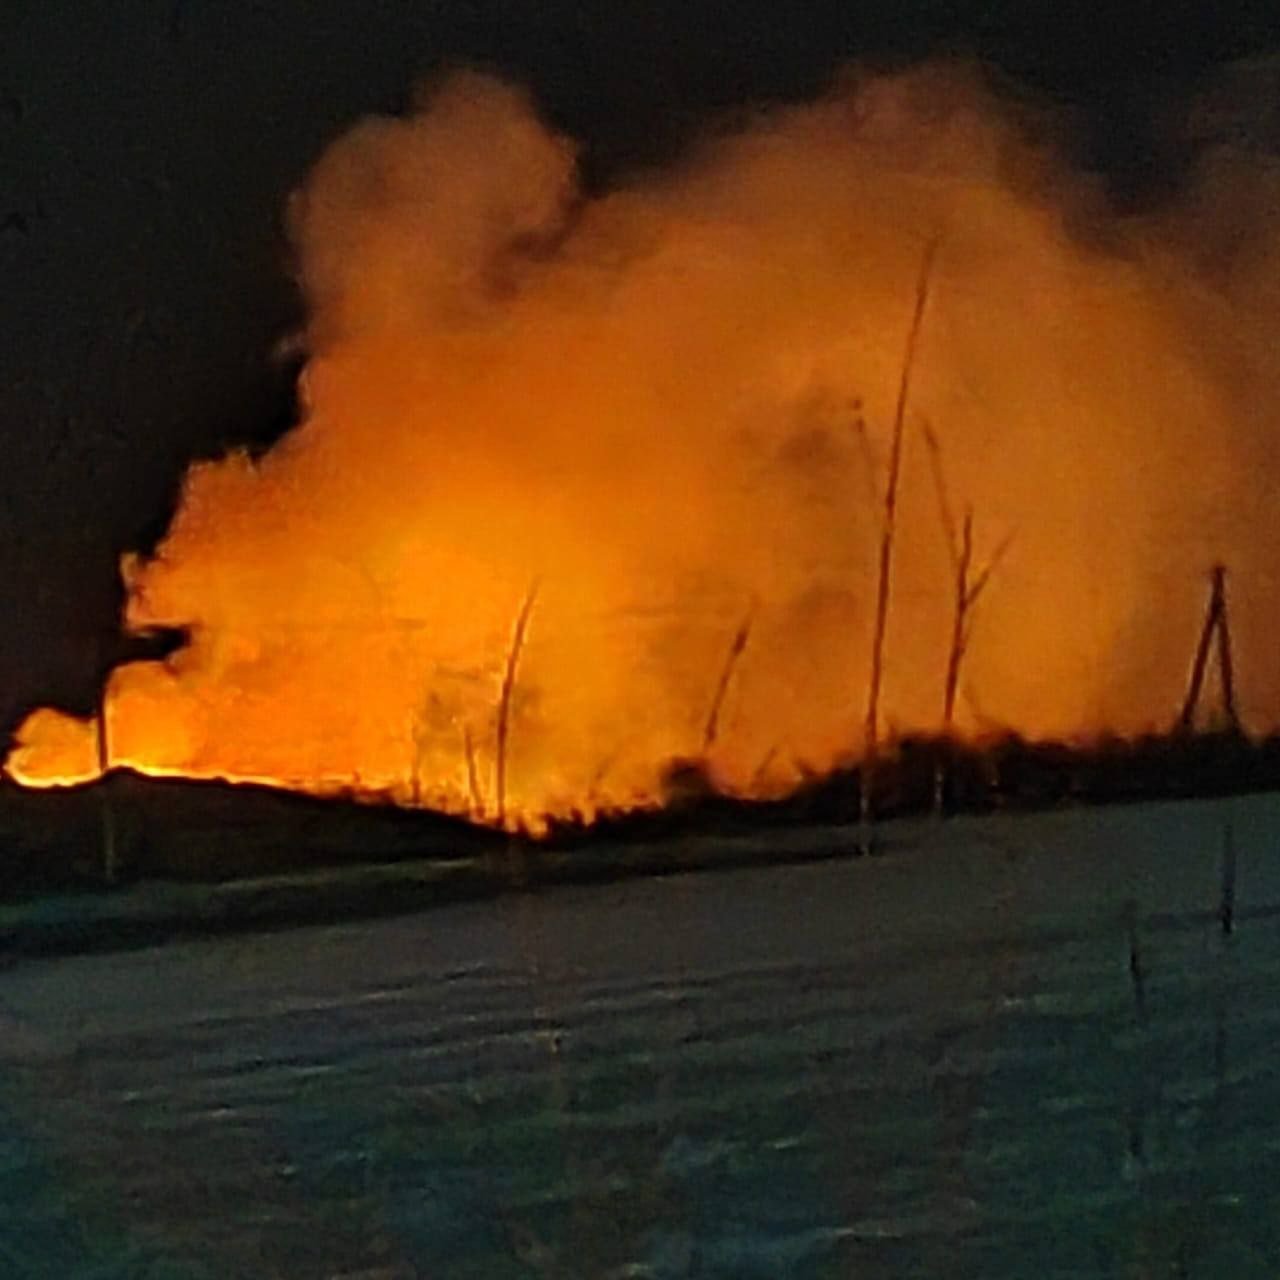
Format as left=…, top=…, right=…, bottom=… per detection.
left=8, top=63, right=1280, bottom=823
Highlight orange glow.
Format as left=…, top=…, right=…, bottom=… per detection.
left=7, top=67, right=1280, bottom=826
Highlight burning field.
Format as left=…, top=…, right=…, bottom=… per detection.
left=6, top=65, right=1280, bottom=828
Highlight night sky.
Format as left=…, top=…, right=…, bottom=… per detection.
left=3, top=0, right=1279, bottom=738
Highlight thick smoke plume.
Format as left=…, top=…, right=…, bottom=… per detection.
left=8, top=65, right=1280, bottom=823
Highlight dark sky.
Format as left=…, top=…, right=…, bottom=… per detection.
left=3, top=0, right=1279, bottom=735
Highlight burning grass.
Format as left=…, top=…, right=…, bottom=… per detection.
left=3, top=729, right=1277, bottom=950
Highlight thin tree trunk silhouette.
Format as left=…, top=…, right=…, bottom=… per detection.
left=494, top=581, right=540, bottom=828
left=463, top=724, right=483, bottom=818
left=702, top=606, right=755, bottom=755
left=862, top=238, right=938, bottom=832
left=922, top=421, right=1013, bottom=813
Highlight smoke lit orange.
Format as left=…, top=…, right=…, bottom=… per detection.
left=7, top=66, right=1280, bottom=827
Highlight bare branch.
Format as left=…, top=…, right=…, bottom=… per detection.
left=749, top=744, right=779, bottom=791
left=964, top=528, right=1016, bottom=608
left=921, top=418, right=961, bottom=571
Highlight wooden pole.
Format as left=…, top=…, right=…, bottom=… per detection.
left=1213, top=820, right=1237, bottom=1119
left=1121, top=896, right=1150, bottom=1179
left=1123, top=898, right=1147, bottom=1025
left=1219, top=819, right=1237, bottom=938
left=1215, top=568, right=1238, bottom=730
left=494, top=581, right=540, bottom=829
left=861, top=239, right=938, bottom=832
left=1179, top=565, right=1239, bottom=732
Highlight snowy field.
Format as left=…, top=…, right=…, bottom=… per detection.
left=2, top=793, right=1279, bottom=1278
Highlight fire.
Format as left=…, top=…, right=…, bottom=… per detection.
left=7, top=67, right=1280, bottom=827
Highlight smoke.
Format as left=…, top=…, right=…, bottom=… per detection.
left=8, top=62, right=1280, bottom=823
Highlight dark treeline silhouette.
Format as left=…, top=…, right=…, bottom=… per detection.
left=542, top=728, right=1280, bottom=847
left=2, top=729, right=1277, bottom=919
left=0, top=771, right=502, bottom=904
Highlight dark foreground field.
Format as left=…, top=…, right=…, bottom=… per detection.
left=3, top=728, right=1277, bottom=939
left=1, top=793, right=1278, bottom=1278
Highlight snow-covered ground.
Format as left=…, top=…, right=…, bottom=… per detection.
left=2, top=793, right=1279, bottom=1278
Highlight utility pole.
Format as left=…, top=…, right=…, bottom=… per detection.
left=1178, top=565, right=1239, bottom=733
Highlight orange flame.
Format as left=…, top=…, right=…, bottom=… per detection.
left=8, top=67, right=1280, bottom=826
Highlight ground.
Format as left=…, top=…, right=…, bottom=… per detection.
left=1, top=793, right=1278, bottom=1277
